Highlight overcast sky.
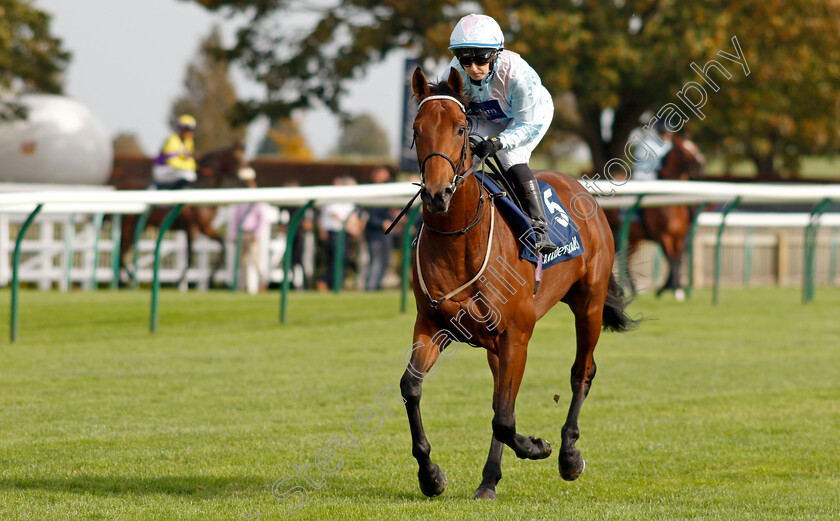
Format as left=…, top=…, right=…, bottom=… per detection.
left=34, top=0, right=408, bottom=160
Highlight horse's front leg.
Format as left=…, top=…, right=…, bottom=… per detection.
left=474, top=350, right=504, bottom=500
left=399, top=322, right=447, bottom=497
left=492, top=331, right=552, bottom=461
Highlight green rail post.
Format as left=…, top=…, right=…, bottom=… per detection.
left=829, top=228, right=838, bottom=286
left=684, top=204, right=706, bottom=300
left=400, top=205, right=422, bottom=314
left=802, top=197, right=832, bottom=304
left=713, top=197, right=740, bottom=306
left=64, top=214, right=76, bottom=291
left=332, top=212, right=355, bottom=294
left=230, top=203, right=255, bottom=293
left=150, top=204, right=183, bottom=333
left=131, top=207, right=152, bottom=289
left=618, top=195, right=644, bottom=290
left=280, top=200, right=315, bottom=324
left=110, top=213, right=123, bottom=290
left=10, top=204, right=43, bottom=343
left=652, top=244, right=662, bottom=288
left=90, top=213, right=105, bottom=289
left=743, top=228, right=753, bottom=287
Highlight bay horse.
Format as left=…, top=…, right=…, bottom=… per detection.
left=607, top=135, right=704, bottom=299
left=400, top=68, right=638, bottom=500
left=116, top=143, right=245, bottom=286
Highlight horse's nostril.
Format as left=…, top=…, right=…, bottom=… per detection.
left=444, top=187, right=454, bottom=196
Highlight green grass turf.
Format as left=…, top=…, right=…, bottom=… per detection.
left=1, top=287, right=839, bottom=520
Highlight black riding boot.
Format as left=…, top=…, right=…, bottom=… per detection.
left=507, top=164, right=557, bottom=254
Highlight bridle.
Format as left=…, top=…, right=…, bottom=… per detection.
left=415, top=95, right=487, bottom=236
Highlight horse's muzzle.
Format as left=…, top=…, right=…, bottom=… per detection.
left=420, top=187, right=453, bottom=214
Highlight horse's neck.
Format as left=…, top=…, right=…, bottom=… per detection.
left=661, top=146, right=688, bottom=180
left=421, top=177, right=490, bottom=269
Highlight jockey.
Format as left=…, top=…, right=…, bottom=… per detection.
left=152, top=114, right=198, bottom=189
left=631, top=119, right=672, bottom=181
left=444, top=13, right=557, bottom=254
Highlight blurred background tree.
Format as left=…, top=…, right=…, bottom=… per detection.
left=169, top=24, right=245, bottom=157
left=0, top=0, right=70, bottom=120
left=336, top=113, right=391, bottom=159
left=187, top=0, right=840, bottom=179
left=256, top=117, right=313, bottom=160
left=112, top=132, right=145, bottom=156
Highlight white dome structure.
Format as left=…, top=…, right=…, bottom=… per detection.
left=0, top=94, right=113, bottom=185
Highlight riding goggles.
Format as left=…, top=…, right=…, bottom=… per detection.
left=453, top=48, right=497, bottom=67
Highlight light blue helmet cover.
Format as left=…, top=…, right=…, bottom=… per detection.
left=449, top=14, right=504, bottom=50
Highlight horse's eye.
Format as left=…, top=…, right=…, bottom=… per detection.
left=457, top=127, right=465, bottom=136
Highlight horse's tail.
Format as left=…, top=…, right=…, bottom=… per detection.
left=602, top=273, right=641, bottom=332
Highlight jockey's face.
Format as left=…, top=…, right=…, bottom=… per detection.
left=454, top=48, right=495, bottom=82
left=463, top=61, right=491, bottom=82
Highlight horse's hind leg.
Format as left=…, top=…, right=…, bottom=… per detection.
left=474, top=351, right=504, bottom=500
left=177, top=231, right=193, bottom=288
left=400, top=324, right=448, bottom=497
left=559, top=289, right=604, bottom=480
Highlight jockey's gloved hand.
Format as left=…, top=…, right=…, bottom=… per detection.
left=473, top=137, right=503, bottom=159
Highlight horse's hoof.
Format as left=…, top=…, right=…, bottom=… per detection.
left=473, top=487, right=497, bottom=500
left=675, top=288, right=686, bottom=302
left=529, top=436, right=552, bottom=460
left=559, top=451, right=585, bottom=481
left=418, top=463, right=447, bottom=497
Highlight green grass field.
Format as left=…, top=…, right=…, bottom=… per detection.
left=1, top=287, right=839, bottom=520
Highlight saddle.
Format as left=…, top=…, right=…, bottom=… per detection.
left=478, top=162, right=584, bottom=270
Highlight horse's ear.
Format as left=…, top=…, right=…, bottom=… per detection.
left=412, top=67, right=431, bottom=99
left=446, top=67, right=463, bottom=95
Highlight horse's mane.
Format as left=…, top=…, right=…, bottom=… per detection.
left=197, top=143, right=243, bottom=168
left=423, top=79, right=472, bottom=108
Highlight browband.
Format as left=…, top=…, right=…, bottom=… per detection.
left=418, top=95, right=466, bottom=113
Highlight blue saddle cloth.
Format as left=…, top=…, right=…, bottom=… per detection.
left=480, top=176, right=584, bottom=268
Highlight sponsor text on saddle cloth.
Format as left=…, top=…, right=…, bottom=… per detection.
left=481, top=177, right=583, bottom=267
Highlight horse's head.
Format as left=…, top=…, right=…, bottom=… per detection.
left=412, top=67, right=471, bottom=214
left=197, top=142, right=246, bottom=188
left=660, top=135, right=704, bottom=181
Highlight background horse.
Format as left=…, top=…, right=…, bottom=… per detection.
left=401, top=68, right=638, bottom=501
left=607, top=135, right=704, bottom=299
left=115, top=143, right=245, bottom=287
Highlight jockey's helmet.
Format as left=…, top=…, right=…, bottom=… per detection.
left=449, top=14, right=504, bottom=52
left=177, top=114, right=197, bottom=132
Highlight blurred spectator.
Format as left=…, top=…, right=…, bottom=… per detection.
left=228, top=167, right=272, bottom=294
left=317, top=177, right=360, bottom=292
left=278, top=181, right=314, bottom=290
left=361, top=167, right=396, bottom=290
